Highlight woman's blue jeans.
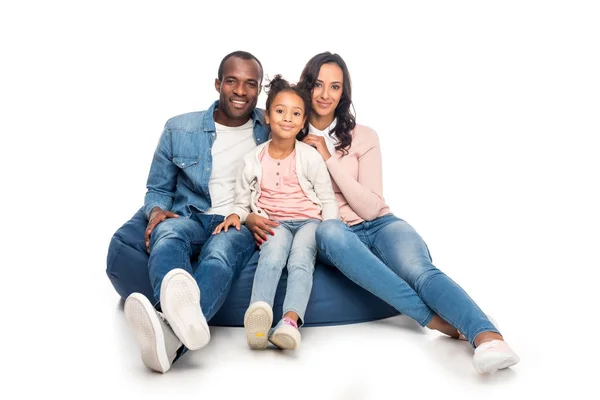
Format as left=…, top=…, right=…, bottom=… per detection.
left=315, top=214, right=499, bottom=346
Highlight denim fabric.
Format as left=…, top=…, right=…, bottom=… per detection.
left=250, top=219, right=320, bottom=326
left=149, top=213, right=256, bottom=320
left=106, top=207, right=400, bottom=327
left=143, top=101, right=268, bottom=219
left=316, top=214, right=499, bottom=346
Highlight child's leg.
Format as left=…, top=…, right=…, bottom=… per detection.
left=269, top=220, right=318, bottom=350
left=281, top=220, right=319, bottom=325
left=249, top=223, right=294, bottom=306
left=245, top=223, right=293, bottom=349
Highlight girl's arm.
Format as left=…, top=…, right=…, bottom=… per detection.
left=229, top=156, right=254, bottom=223
left=325, top=128, right=386, bottom=221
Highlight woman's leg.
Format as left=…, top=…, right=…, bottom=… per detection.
left=367, top=214, right=500, bottom=347
left=315, top=219, right=436, bottom=327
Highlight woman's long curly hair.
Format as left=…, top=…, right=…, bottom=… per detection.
left=299, top=52, right=356, bottom=155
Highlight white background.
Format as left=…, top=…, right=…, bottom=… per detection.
left=2, top=1, right=599, bottom=398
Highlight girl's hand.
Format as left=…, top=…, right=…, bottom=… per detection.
left=302, top=134, right=331, bottom=161
left=213, top=214, right=241, bottom=234
left=246, top=212, right=279, bottom=246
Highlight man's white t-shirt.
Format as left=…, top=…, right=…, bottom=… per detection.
left=205, top=119, right=256, bottom=216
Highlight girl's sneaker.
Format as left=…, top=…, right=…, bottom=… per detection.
left=268, top=317, right=301, bottom=350
left=244, top=301, right=273, bottom=350
left=473, top=340, right=520, bottom=373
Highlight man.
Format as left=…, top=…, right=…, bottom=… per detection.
left=117, top=51, right=268, bottom=373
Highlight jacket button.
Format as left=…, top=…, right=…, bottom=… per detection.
left=258, top=210, right=262, bottom=214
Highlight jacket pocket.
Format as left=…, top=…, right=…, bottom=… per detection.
left=173, top=156, right=199, bottom=169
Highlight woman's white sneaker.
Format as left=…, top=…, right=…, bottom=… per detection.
left=473, top=340, right=520, bottom=373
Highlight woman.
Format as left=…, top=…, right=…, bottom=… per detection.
left=299, top=52, right=519, bottom=374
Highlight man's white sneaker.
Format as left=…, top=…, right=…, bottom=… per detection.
left=160, top=268, right=210, bottom=350
left=473, top=340, right=520, bottom=373
left=244, top=301, right=273, bottom=350
left=124, top=292, right=182, bottom=373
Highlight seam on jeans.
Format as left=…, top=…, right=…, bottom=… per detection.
left=369, top=235, right=436, bottom=327
left=205, top=237, right=255, bottom=318
left=417, top=272, right=467, bottom=333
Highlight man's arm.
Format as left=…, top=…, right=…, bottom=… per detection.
left=142, top=125, right=180, bottom=251
left=143, top=126, right=179, bottom=219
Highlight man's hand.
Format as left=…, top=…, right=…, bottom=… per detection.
left=145, top=207, right=179, bottom=252
left=245, top=212, right=279, bottom=246
left=302, top=134, right=332, bottom=161
left=213, top=214, right=241, bottom=234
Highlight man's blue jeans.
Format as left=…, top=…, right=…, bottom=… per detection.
left=315, top=214, right=499, bottom=346
left=149, top=213, right=255, bottom=320
left=250, top=219, right=319, bottom=326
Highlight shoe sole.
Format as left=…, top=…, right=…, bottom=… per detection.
left=160, top=269, right=210, bottom=351
left=244, top=302, right=273, bottom=350
left=124, top=293, right=170, bottom=373
left=269, top=324, right=300, bottom=350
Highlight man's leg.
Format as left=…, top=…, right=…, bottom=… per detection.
left=194, top=223, right=256, bottom=321
left=148, top=217, right=211, bottom=351
left=148, top=217, right=206, bottom=301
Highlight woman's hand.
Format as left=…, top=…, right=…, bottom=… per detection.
left=213, top=214, right=241, bottom=234
left=302, top=134, right=331, bottom=161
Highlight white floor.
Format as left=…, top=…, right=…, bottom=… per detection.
left=48, top=279, right=590, bottom=400
left=27, top=258, right=591, bottom=400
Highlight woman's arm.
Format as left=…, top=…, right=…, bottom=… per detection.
left=325, top=128, right=386, bottom=221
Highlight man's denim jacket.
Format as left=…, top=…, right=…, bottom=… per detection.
left=143, top=101, right=269, bottom=219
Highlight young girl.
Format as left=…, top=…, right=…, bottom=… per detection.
left=213, top=75, right=338, bottom=350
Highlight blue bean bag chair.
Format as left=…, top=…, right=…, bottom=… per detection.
left=106, top=208, right=399, bottom=327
